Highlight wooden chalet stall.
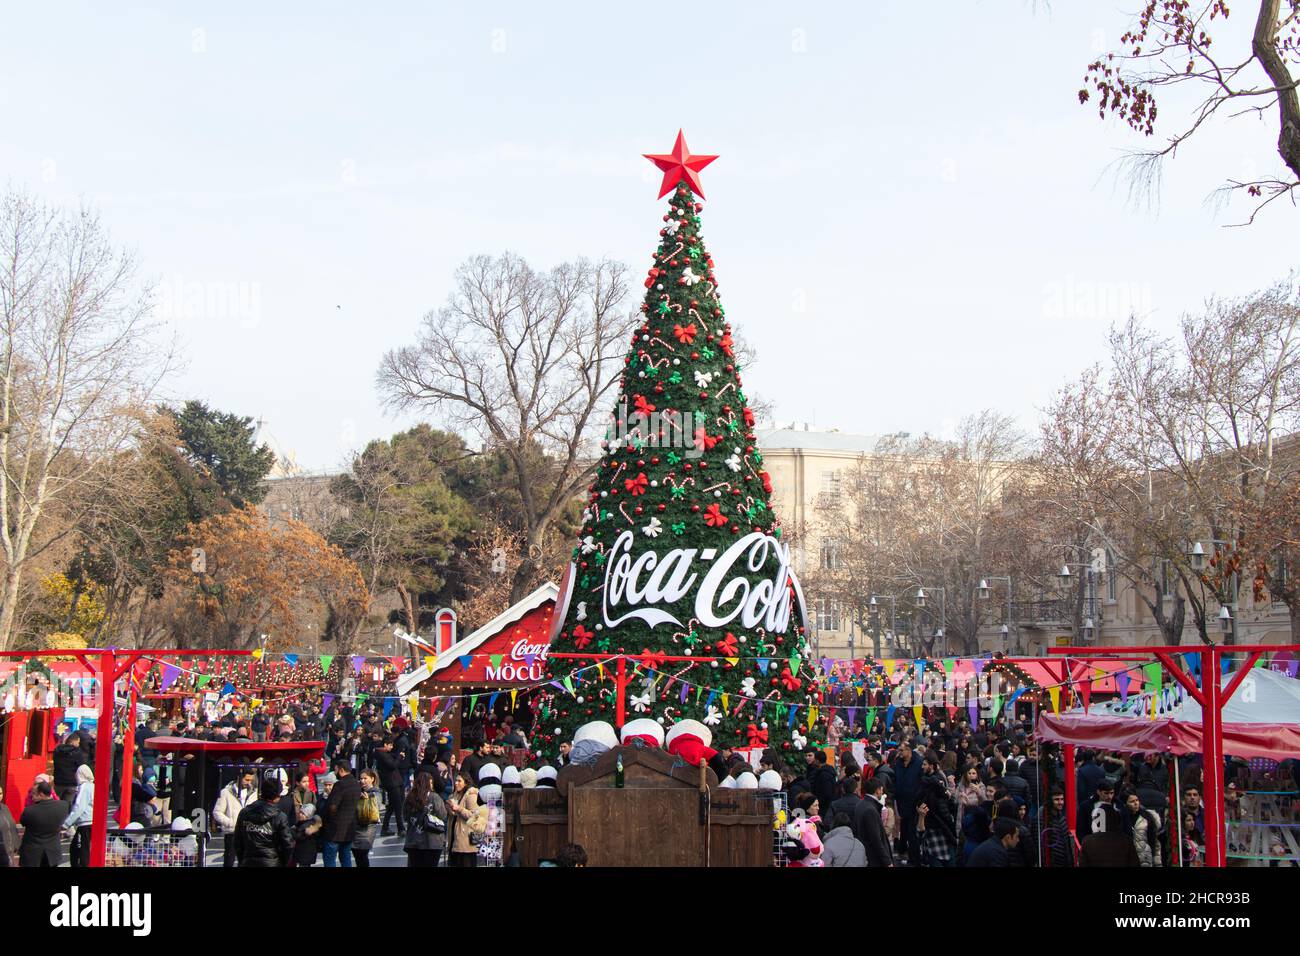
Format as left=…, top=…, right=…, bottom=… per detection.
left=499, top=742, right=776, bottom=867
left=396, top=584, right=557, bottom=752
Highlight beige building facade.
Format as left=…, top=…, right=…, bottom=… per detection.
left=757, top=426, right=1296, bottom=659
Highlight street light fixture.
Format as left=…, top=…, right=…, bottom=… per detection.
left=977, top=579, right=991, bottom=600
left=915, top=587, right=927, bottom=607
left=1057, top=564, right=1072, bottom=583
left=1189, top=541, right=1206, bottom=571
left=1218, top=605, right=1233, bottom=633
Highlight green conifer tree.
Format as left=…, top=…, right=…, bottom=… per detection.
left=540, top=169, right=824, bottom=760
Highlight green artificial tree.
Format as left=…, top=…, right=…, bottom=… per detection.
left=540, top=133, right=824, bottom=760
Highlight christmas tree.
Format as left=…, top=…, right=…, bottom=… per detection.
left=539, top=132, right=823, bottom=760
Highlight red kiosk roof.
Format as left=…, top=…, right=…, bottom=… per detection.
left=399, top=583, right=557, bottom=692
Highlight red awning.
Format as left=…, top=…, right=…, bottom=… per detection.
left=1035, top=713, right=1300, bottom=762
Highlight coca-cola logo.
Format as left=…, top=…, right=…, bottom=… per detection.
left=509, top=638, right=549, bottom=662
left=600, top=529, right=806, bottom=633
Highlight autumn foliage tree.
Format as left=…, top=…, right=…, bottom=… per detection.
left=161, top=505, right=368, bottom=650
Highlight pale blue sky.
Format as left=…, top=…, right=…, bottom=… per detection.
left=2, top=2, right=1295, bottom=469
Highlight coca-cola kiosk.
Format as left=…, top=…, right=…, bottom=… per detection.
left=395, top=583, right=558, bottom=755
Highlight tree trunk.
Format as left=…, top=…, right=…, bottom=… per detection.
left=0, top=568, right=22, bottom=650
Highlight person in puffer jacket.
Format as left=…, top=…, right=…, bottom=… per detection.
left=821, top=812, right=867, bottom=866
left=233, top=777, right=294, bottom=867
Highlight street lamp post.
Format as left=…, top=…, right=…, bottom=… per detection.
left=1056, top=549, right=1100, bottom=644
left=1189, top=539, right=1239, bottom=645
left=915, top=586, right=946, bottom=656
left=868, top=594, right=897, bottom=656
left=977, top=575, right=1015, bottom=653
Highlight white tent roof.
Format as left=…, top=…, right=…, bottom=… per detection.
left=1088, top=666, right=1300, bottom=724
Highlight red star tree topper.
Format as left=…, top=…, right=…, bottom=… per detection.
left=643, top=129, right=719, bottom=199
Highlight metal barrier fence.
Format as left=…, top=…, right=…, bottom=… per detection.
left=104, top=825, right=209, bottom=868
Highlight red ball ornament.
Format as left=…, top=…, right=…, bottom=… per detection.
left=634, top=506, right=643, bottom=515
left=691, top=352, right=699, bottom=360
left=690, top=504, right=701, bottom=513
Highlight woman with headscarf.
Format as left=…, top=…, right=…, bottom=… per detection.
left=63, top=763, right=96, bottom=867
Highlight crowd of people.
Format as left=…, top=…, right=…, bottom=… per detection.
left=755, top=711, right=1296, bottom=867
left=2, top=690, right=1294, bottom=869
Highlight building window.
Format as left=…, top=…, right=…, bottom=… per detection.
left=819, top=538, right=841, bottom=571
left=1106, top=549, right=1116, bottom=601
left=821, top=469, right=842, bottom=497
left=816, top=597, right=840, bottom=632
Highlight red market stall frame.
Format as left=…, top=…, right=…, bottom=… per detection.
left=143, top=735, right=326, bottom=838
left=1040, top=643, right=1300, bottom=868
left=0, top=647, right=250, bottom=866
left=396, top=583, right=558, bottom=748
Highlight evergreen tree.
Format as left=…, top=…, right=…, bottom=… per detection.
left=169, top=400, right=277, bottom=506
left=541, top=165, right=823, bottom=760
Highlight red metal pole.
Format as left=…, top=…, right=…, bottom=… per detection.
left=615, top=656, right=627, bottom=730
left=1063, top=742, right=1077, bottom=848
left=1201, top=650, right=1224, bottom=867
left=88, top=649, right=116, bottom=867
left=117, top=677, right=137, bottom=826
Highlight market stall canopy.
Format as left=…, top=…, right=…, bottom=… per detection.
left=1035, top=666, right=1300, bottom=761
left=396, top=582, right=557, bottom=695
left=142, top=736, right=326, bottom=760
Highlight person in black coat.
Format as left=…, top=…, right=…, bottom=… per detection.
left=965, top=816, right=1019, bottom=867
left=52, top=735, right=87, bottom=803
left=19, top=781, right=70, bottom=867
left=807, top=751, right=837, bottom=813
left=853, top=774, right=894, bottom=867
left=321, top=759, right=362, bottom=866
left=233, top=777, right=294, bottom=867
left=374, top=737, right=406, bottom=836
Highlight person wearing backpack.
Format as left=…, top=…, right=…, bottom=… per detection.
left=352, top=769, right=382, bottom=868
left=402, top=770, right=448, bottom=867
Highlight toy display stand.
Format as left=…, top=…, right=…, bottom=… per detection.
left=501, top=743, right=780, bottom=866
left=1226, top=758, right=1300, bottom=867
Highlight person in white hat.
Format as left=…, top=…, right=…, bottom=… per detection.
left=758, top=770, right=784, bottom=791
left=502, top=765, right=522, bottom=789
left=520, top=768, right=538, bottom=789
left=736, top=771, right=759, bottom=790
left=720, top=776, right=738, bottom=789
left=535, top=766, right=558, bottom=788
left=619, top=718, right=665, bottom=749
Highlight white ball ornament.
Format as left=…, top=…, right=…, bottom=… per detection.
left=576, top=696, right=585, bottom=704
left=710, top=660, right=718, bottom=668
left=650, top=480, right=658, bottom=487
left=738, top=635, right=747, bottom=643
left=554, top=727, right=562, bottom=735
left=672, top=358, right=680, bottom=366
left=714, top=490, right=722, bottom=497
